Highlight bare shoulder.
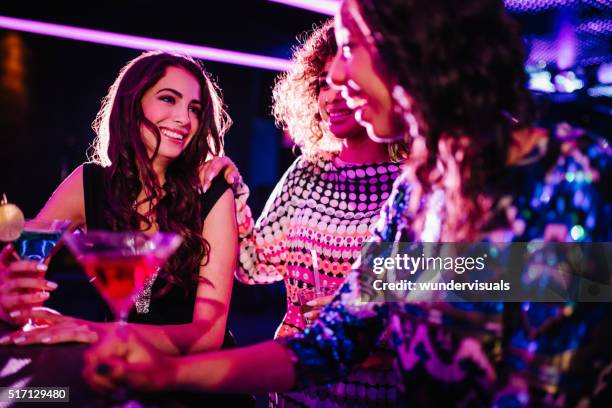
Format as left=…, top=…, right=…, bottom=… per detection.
left=36, top=165, right=86, bottom=226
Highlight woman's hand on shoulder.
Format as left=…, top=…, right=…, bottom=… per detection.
left=198, top=156, right=241, bottom=193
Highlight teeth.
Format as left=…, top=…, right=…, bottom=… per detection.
left=329, top=110, right=352, bottom=119
left=161, top=129, right=184, bottom=140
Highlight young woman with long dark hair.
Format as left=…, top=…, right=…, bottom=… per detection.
left=0, top=51, right=238, bottom=356
left=83, top=2, right=610, bottom=406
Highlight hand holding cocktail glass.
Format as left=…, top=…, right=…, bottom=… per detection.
left=0, top=195, right=70, bottom=328
left=63, top=230, right=181, bottom=406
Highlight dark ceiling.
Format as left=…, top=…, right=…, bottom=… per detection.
left=0, top=0, right=328, bottom=60
left=1, top=0, right=610, bottom=70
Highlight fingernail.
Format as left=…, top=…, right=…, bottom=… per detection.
left=39, top=292, right=50, bottom=299
left=228, top=176, right=234, bottom=184
left=306, top=300, right=316, bottom=306
left=36, top=264, right=48, bottom=271
left=9, top=310, right=21, bottom=318
left=45, top=281, right=58, bottom=289
left=13, top=336, right=26, bottom=344
left=0, top=335, right=10, bottom=345
left=41, top=337, right=52, bottom=343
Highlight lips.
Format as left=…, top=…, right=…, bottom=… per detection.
left=328, top=108, right=353, bottom=122
left=160, top=127, right=187, bottom=144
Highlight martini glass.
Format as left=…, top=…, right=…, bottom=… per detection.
left=64, top=231, right=181, bottom=407
left=63, top=231, right=181, bottom=325
left=12, top=219, right=71, bottom=330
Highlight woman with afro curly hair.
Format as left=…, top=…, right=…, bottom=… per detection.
left=201, top=20, right=407, bottom=406
left=85, top=1, right=610, bottom=406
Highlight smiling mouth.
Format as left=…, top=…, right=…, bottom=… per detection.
left=160, top=128, right=185, bottom=143
left=328, top=108, right=353, bottom=121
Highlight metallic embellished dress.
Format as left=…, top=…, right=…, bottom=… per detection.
left=277, top=132, right=611, bottom=407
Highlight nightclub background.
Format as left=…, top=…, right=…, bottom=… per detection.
left=0, top=1, right=610, bottom=402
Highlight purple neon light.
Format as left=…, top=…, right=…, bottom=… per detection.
left=0, top=15, right=292, bottom=72
left=267, top=0, right=338, bottom=15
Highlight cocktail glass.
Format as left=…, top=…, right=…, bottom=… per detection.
left=13, top=219, right=71, bottom=331
left=63, top=231, right=182, bottom=325
left=64, top=231, right=181, bottom=407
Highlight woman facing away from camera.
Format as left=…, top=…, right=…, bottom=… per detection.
left=0, top=51, right=239, bottom=357
left=84, top=1, right=611, bottom=406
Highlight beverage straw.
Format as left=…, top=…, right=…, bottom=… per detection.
left=311, top=248, right=321, bottom=295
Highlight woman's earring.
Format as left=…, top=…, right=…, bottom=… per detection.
left=392, top=85, right=420, bottom=141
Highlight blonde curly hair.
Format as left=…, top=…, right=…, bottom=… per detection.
left=273, top=20, right=408, bottom=162
left=272, top=20, right=341, bottom=159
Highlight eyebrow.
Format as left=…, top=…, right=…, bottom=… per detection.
left=156, top=88, right=201, bottom=104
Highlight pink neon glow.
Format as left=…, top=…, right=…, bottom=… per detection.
left=267, top=0, right=338, bottom=15
left=0, top=15, right=292, bottom=71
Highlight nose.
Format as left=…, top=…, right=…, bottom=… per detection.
left=327, top=51, right=347, bottom=89
left=172, top=104, right=190, bottom=127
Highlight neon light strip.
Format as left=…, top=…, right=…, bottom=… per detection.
left=266, top=0, right=337, bottom=15
left=0, top=15, right=292, bottom=71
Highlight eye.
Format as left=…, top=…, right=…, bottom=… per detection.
left=318, top=78, right=329, bottom=89
left=189, top=105, right=202, bottom=115
left=159, top=95, right=175, bottom=104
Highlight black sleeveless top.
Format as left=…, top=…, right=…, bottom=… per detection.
left=82, top=162, right=230, bottom=325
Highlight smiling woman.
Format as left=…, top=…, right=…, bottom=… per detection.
left=140, top=67, right=204, bottom=163
left=0, top=52, right=242, bottom=373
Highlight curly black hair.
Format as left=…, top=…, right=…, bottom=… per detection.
left=356, top=0, right=535, bottom=238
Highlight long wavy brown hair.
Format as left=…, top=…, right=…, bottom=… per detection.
left=89, top=51, right=232, bottom=291
left=354, top=0, right=535, bottom=240
left=273, top=20, right=408, bottom=161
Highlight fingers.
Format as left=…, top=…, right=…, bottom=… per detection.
left=1, top=291, right=50, bottom=311
left=2, top=276, right=57, bottom=292
left=15, top=307, right=65, bottom=325
left=304, top=310, right=321, bottom=322
left=0, top=322, right=97, bottom=345
left=0, top=244, right=18, bottom=267
left=83, top=356, right=125, bottom=392
left=83, top=333, right=132, bottom=392
left=221, top=158, right=240, bottom=186
left=198, top=157, right=240, bottom=193
left=305, top=294, right=335, bottom=308
left=303, top=294, right=336, bottom=323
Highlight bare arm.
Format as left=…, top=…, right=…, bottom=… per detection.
left=6, top=189, right=237, bottom=354
left=84, top=333, right=297, bottom=393
left=173, top=340, right=296, bottom=392
left=235, top=157, right=304, bottom=284
left=36, top=165, right=86, bottom=228
left=128, top=188, right=238, bottom=354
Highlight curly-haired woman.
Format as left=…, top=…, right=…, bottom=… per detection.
left=84, top=1, right=610, bottom=406
left=208, top=20, right=407, bottom=406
